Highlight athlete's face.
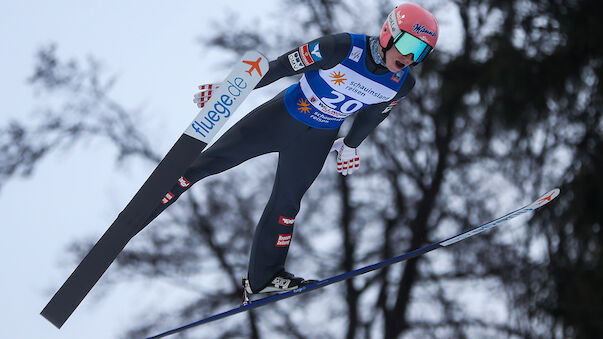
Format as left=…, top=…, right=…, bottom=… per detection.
left=384, top=47, right=414, bottom=72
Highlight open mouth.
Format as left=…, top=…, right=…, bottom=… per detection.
left=395, top=60, right=406, bottom=69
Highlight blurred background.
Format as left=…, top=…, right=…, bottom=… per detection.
left=1, top=0, right=601, bottom=338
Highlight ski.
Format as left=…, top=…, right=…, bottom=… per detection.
left=40, top=52, right=269, bottom=329
left=147, top=188, right=560, bottom=339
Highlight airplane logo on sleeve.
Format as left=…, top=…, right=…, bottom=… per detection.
left=243, top=57, right=264, bottom=77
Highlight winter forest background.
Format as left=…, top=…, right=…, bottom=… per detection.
left=1, top=0, right=601, bottom=338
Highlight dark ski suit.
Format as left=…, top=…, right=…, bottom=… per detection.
left=142, top=33, right=415, bottom=292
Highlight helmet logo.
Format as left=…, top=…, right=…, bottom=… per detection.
left=387, top=11, right=402, bottom=40
left=412, top=24, right=437, bottom=38
left=396, top=13, right=406, bottom=24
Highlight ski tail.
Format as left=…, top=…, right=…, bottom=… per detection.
left=41, top=134, right=207, bottom=328
left=147, top=188, right=560, bottom=338
left=41, top=52, right=269, bottom=329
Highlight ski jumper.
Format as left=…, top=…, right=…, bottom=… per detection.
left=140, top=33, right=416, bottom=292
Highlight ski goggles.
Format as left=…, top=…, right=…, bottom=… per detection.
left=393, top=32, right=433, bottom=63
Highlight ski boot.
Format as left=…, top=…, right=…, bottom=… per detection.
left=242, top=271, right=318, bottom=305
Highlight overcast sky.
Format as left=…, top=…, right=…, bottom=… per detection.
left=0, top=1, right=473, bottom=338
left=0, top=1, right=282, bottom=338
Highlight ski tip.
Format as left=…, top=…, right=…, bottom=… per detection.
left=241, top=50, right=270, bottom=75
left=530, top=188, right=560, bottom=209
left=40, top=308, right=64, bottom=329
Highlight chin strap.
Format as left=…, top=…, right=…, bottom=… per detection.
left=381, top=46, right=388, bottom=64
left=369, top=36, right=389, bottom=67
left=383, top=36, right=396, bottom=64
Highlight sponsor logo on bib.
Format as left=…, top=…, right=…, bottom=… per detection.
left=349, top=46, right=363, bottom=62
left=330, top=71, right=347, bottom=86
left=297, top=99, right=312, bottom=114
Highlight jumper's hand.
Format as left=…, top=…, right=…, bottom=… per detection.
left=330, top=138, right=360, bottom=176
left=193, top=83, right=220, bottom=108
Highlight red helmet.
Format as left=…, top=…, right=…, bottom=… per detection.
left=379, top=3, right=439, bottom=62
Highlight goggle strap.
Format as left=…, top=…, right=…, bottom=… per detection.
left=416, top=45, right=432, bottom=63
